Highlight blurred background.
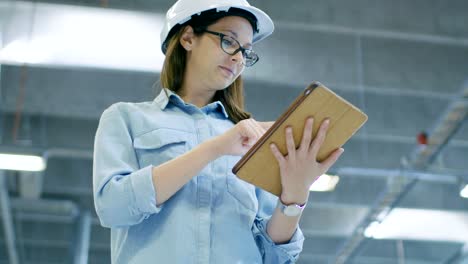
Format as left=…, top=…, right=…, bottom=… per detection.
left=0, top=0, right=467, bottom=263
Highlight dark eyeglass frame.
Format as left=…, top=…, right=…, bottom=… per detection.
left=202, top=29, right=259, bottom=67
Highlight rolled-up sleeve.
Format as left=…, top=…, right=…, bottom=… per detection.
left=252, top=188, right=305, bottom=263
left=93, top=104, right=162, bottom=228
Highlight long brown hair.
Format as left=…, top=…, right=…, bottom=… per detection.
left=160, top=12, right=254, bottom=124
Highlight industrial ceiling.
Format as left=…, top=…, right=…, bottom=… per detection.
left=0, top=0, right=467, bottom=263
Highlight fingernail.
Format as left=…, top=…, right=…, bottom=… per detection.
left=287, top=127, right=292, bottom=133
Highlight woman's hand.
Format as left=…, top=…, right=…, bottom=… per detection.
left=270, top=117, right=344, bottom=205
left=214, top=118, right=274, bottom=156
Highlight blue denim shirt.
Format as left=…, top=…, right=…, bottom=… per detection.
left=93, top=88, right=304, bottom=264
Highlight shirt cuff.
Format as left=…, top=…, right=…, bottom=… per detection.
left=130, top=165, right=163, bottom=215
left=254, top=216, right=305, bottom=263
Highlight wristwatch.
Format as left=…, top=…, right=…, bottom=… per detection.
left=277, top=198, right=306, bottom=217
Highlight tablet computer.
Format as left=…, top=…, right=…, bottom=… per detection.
left=232, top=81, right=368, bottom=197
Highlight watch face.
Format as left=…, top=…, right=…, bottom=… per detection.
left=284, top=205, right=301, bottom=216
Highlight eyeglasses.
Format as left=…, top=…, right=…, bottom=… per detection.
left=202, top=30, right=259, bottom=67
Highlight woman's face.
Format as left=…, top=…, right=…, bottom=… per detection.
left=187, top=15, right=254, bottom=91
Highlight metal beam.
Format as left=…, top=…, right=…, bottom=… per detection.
left=334, top=174, right=415, bottom=264
left=2, top=196, right=82, bottom=263
left=445, top=243, right=468, bottom=264
left=0, top=145, right=93, bottom=160
left=0, top=171, right=19, bottom=264
left=336, top=167, right=461, bottom=184
left=71, top=211, right=91, bottom=264
left=0, top=237, right=109, bottom=251
left=18, top=171, right=43, bottom=199
left=45, top=148, right=93, bottom=160
left=420, top=85, right=468, bottom=264
left=333, top=83, right=468, bottom=263
left=276, top=21, right=468, bottom=47
left=352, top=133, right=468, bottom=148
left=0, top=3, right=4, bottom=144
left=410, top=86, right=468, bottom=169
left=247, top=76, right=459, bottom=101
left=1, top=196, right=85, bottom=262
left=301, top=252, right=444, bottom=264
left=10, top=197, right=79, bottom=217
left=446, top=243, right=468, bottom=264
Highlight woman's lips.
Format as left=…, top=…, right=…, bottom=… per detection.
left=219, top=66, right=234, bottom=77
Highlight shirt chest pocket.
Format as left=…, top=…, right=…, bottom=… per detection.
left=133, top=129, right=189, bottom=168
left=226, top=156, right=258, bottom=213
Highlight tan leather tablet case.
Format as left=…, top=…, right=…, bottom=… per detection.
left=232, top=81, right=368, bottom=197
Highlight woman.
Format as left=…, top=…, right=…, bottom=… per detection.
left=93, top=0, right=344, bottom=263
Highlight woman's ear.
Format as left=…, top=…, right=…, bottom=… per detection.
left=180, top=26, right=196, bottom=51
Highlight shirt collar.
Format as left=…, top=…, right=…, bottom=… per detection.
left=154, top=88, right=229, bottom=119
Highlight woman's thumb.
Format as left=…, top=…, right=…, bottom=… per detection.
left=259, top=121, right=275, bottom=130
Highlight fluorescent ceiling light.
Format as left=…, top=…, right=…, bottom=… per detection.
left=364, top=221, right=384, bottom=239
left=363, top=208, right=468, bottom=243
left=303, top=204, right=468, bottom=243
left=461, top=184, right=468, bottom=198
left=0, top=153, right=46, bottom=172
left=309, top=174, right=340, bottom=192
left=0, top=1, right=165, bottom=71
left=0, top=39, right=51, bottom=64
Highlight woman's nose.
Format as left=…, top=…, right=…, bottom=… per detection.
left=231, top=50, right=244, bottom=65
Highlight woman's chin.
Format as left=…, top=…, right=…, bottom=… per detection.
left=215, top=77, right=234, bottom=90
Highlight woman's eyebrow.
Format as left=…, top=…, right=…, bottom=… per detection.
left=222, top=29, right=253, bottom=47
left=224, top=29, right=238, bottom=38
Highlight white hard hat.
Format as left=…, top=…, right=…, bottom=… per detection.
left=160, top=0, right=274, bottom=54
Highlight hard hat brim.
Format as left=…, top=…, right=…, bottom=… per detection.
left=160, top=3, right=274, bottom=54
